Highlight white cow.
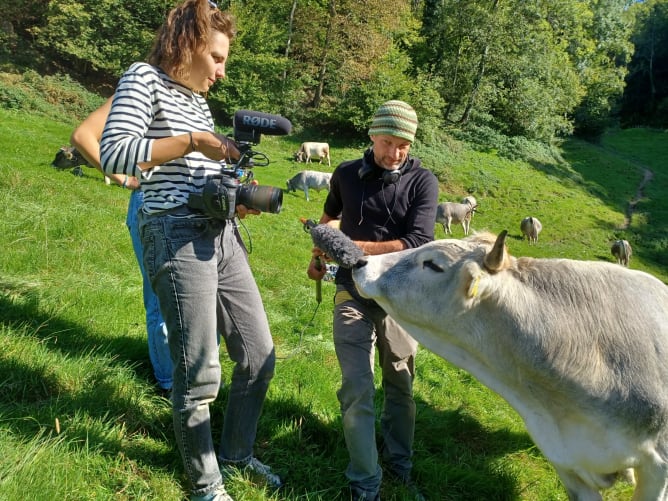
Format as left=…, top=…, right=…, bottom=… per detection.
left=520, top=216, right=542, bottom=244
left=435, top=201, right=477, bottom=235
left=611, top=239, right=632, bottom=267
left=462, top=196, right=477, bottom=219
left=295, top=142, right=331, bottom=167
left=286, top=170, right=331, bottom=201
left=352, top=230, right=668, bottom=500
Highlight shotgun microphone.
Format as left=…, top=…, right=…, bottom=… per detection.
left=233, top=110, right=292, bottom=143
left=309, top=224, right=365, bottom=269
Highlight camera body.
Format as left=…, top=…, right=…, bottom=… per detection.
left=187, top=110, right=291, bottom=220
left=189, top=174, right=283, bottom=220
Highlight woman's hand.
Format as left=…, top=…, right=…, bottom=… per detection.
left=191, top=132, right=240, bottom=163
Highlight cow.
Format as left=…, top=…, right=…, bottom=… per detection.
left=520, top=216, right=542, bottom=244
left=611, top=239, right=632, bottom=267
left=462, top=196, right=477, bottom=219
left=52, top=146, right=111, bottom=185
left=294, top=142, right=331, bottom=167
left=351, top=230, right=668, bottom=500
left=286, top=170, right=331, bottom=201
left=435, top=201, right=477, bottom=236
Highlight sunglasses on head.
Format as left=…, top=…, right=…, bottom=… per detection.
left=208, top=0, right=218, bottom=8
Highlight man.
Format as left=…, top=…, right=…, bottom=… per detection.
left=307, top=100, right=439, bottom=500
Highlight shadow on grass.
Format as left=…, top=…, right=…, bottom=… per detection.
left=1, top=277, right=546, bottom=500
left=231, top=390, right=539, bottom=500
left=0, top=278, right=180, bottom=466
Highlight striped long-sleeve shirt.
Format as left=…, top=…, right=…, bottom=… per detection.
left=100, top=62, right=227, bottom=214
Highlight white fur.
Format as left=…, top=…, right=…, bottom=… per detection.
left=353, top=232, right=668, bottom=500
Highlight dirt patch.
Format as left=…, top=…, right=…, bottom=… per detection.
left=623, top=168, right=653, bottom=229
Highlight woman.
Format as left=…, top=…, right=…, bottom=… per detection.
left=70, top=97, right=173, bottom=396
left=100, top=1, right=280, bottom=500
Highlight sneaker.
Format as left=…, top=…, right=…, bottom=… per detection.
left=385, top=469, right=425, bottom=501
left=350, top=487, right=380, bottom=501
left=221, top=457, right=282, bottom=490
left=190, top=485, right=234, bottom=501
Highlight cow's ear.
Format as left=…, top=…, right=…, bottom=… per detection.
left=461, top=261, right=484, bottom=300
left=483, top=230, right=509, bottom=272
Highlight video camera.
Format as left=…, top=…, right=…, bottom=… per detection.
left=188, top=110, right=292, bottom=220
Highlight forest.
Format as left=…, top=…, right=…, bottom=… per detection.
left=1, top=0, right=667, bottom=145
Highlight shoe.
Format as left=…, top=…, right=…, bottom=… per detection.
left=190, top=485, right=234, bottom=501
left=221, top=457, right=282, bottom=490
left=385, top=470, right=425, bottom=501
left=402, top=479, right=426, bottom=501
left=350, top=487, right=380, bottom=501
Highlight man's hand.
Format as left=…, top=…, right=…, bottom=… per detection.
left=307, top=255, right=327, bottom=281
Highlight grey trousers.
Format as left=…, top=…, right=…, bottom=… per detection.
left=333, top=285, right=418, bottom=497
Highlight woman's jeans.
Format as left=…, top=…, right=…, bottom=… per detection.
left=138, top=208, right=276, bottom=495
left=126, top=190, right=173, bottom=390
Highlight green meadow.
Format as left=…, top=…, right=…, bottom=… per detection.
left=1, top=78, right=667, bottom=500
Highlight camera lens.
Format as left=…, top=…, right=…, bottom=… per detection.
left=238, top=184, right=283, bottom=214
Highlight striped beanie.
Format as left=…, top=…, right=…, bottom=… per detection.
left=368, top=100, right=418, bottom=143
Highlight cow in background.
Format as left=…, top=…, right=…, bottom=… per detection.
left=611, top=239, right=632, bottom=267
left=295, top=142, right=331, bottom=167
left=435, top=201, right=477, bottom=236
left=352, top=230, right=668, bottom=500
left=286, top=170, right=331, bottom=201
left=520, top=216, right=542, bottom=244
left=52, top=146, right=111, bottom=184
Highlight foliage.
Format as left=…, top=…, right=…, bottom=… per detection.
left=0, top=0, right=663, bottom=143
left=621, top=0, right=668, bottom=127
left=0, top=70, right=105, bottom=125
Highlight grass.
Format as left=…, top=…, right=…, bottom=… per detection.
left=1, top=76, right=668, bottom=500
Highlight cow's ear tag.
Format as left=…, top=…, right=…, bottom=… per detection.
left=467, top=274, right=481, bottom=298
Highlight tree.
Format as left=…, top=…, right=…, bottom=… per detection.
left=621, top=0, right=668, bottom=127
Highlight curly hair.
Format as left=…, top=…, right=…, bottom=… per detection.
left=147, top=0, right=236, bottom=82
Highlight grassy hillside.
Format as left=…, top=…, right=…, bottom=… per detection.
left=1, top=74, right=667, bottom=500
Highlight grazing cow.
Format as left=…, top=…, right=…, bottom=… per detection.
left=52, top=146, right=111, bottom=185
left=611, top=239, right=632, bottom=267
left=435, top=201, right=477, bottom=235
left=294, top=142, right=331, bottom=167
left=462, top=196, right=477, bottom=218
left=286, top=170, right=331, bottom=201
left=351, top=230, right=668, bottom=500
left=520, top=216, right=542, bottom=244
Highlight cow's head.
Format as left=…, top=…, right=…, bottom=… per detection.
left=352, top=231, right=511, bottom=330
left=286, top=179, right=295, bottom=192
left=294, top=151, right=304, bottom=162
left=52, top=146, right=77, bottom=169
left=51, top=146, right=90, bottom=169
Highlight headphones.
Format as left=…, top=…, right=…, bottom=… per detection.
left=358, top=148, right=413, bottom=185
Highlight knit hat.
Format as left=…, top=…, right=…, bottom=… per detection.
left=368, top=100, right=418, bottom=143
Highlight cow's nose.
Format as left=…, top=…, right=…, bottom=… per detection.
left=354, top=258, right=367, bottom=269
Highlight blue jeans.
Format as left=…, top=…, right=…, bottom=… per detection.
left=126, top=190, right=173, bottom=390
left=333, top=286, right=418, bottom=498
left=138, top=208, right=276, bottom=496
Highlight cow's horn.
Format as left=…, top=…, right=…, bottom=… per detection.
left=483, top=230, right=508, bottom=272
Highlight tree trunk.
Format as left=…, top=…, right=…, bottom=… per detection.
left=458, top=0, right=499, bottom=125
left=282, top=0, right=298, bottom=84
left=313, top=0, right=336, bottom=108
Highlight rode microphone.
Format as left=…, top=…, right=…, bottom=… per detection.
left=233, top=110, right=292, bottom=144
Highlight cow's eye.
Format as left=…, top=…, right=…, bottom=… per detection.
left=423, top=260, right=443, bottom=272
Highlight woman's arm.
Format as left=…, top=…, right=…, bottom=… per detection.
left=70, top=97, right=138, bottom=189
